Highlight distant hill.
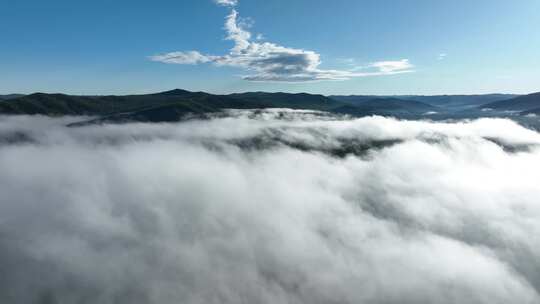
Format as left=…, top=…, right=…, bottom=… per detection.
left=522, top=108, right=540, bottom=116
left=399, top=94, right=517, bottom=109
left=0, top=93, right=110, bottom=115
left=0, top=94, right=25, bottom=101
left=331, top=94, right=518, bottom=110
left=480, top=92, right=540, bottom=112
left=0, top=90, right=258, bottom=117
left=333, top=98, right=439, bottom=116
left=1, top=90, right=344, bottom=123
left=228, top=92, right=338, bottom=111
left=0, top=89, right=537, bottom=124
left=329, top=95, right=380, bottom=104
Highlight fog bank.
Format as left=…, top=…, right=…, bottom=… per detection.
left=1, top=111, right=540, bottom=304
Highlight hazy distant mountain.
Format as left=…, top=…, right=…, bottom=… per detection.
left=480, top=92, right=540, bottom=112
left=331, top=94, right=518, bottom=110
left=522, top=107, right=540, bottom=116
left=333, top=98, right=439, bottom=116
left=399, top=94, right=518, bottom=109
left=329, top=95, right=381, bottom=104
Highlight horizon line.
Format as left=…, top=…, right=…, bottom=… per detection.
left=1, top=88, right=534, bottom=98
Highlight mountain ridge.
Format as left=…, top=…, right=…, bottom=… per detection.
left=331, top=94, right=518, bottom=109
left=1, top=89, right=538, bottom=124
left=480, top=92, right=540, bottom=112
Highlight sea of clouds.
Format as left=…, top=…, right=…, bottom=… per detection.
left=1, top=110, right=540, bottom=304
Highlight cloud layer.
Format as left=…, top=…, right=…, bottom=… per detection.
left=1, top=112, right=540, bottom=303
left=150, top=2, right=414, bottom=82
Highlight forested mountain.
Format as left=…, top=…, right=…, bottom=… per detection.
left=0, top=89, right=538, bottom=124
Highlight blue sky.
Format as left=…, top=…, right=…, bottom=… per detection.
left=1, top=0, right=539, bottom=95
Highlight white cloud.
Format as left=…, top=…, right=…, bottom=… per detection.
left=1, top=112, right=540, bottom=303
left=149, top=51, right=214, bottom=65
left=438, top=53, right=447, bottom=60
left=369, top=59, right=414, bottom=73
left=150, top=2, right=415, bottom=82
left=224, top=9, right=251, bottom=53
left=214, top=0, right=237, bottom=7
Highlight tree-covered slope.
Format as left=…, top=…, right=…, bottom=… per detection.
left=2, top=89, right=535, bottom=124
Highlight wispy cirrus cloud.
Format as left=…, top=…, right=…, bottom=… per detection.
left=369, top=60, right=414, bottom=73
left=150, top=1, right=414, bottom=82
left=151, top=51, right=216, bottom=65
